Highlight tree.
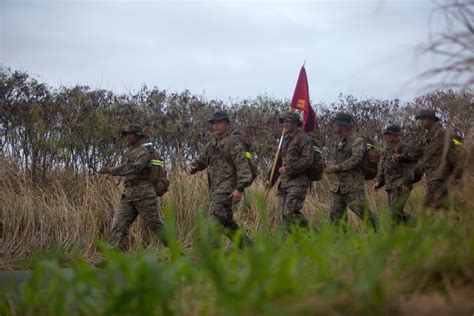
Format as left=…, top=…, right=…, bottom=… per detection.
left=420, top=0, right=474, bottom=89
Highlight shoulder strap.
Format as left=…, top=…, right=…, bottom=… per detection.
left=346, top=135, right=355, bottom=147
left=135, top=146, right=149, bottom=160
left=287, top=131, right=302, bottom=148
left=223, top=135, right=235, bottom=161
left=382, top=146, right=389, bottom=162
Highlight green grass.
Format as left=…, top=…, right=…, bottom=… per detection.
left=13, top=241, right=84, bottom=270
left=1, top=193, right=474, bottom=316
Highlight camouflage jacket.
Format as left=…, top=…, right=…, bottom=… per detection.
left=110, top=146, right=156, bottom=201
left=418, top=124, right=455, bottom=182
left=191, top=132, right=253, bottom=194
left=377, top=142, right=418, bottom=190
left=275, top=128, right=314, bottom=189
left=327, top=133, right=366, bottom=194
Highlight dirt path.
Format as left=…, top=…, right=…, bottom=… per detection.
left=0, top=270, right=33, bottom=289
left=399, top=286, right=474, bottom=315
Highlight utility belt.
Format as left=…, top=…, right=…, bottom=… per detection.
left=281, top=171, right=308, bottom=179
left=124, top=178, right=150, bottom=186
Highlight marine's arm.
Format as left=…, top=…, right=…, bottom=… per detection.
left=231, top=138, right=253, bottom=192
left=399, top=144, right=419, bottom=163
left=334, top=137, right=366, bottom=172
left=110, top=150, right=150, bottom=176
left=285, top=134, right=314, bottom=176
left=186, top=143, right=210, bottom=174
left=375, top=152, right=385, bottom=189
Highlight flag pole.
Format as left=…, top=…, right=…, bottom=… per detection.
left=264, top=130, right=285, bottom=201
left=264, top=107, right=295, bottom=202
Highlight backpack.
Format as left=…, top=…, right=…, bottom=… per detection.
left=280, top=133, right=324, bottom=182
left=223, top=135, right=258, bottom=184
left=308, top=141, right=324, bottom=182
left=361, top=140, right=380, bottom=181
left=413, top=135, right=463, bottom=184
left=142, top=143, right=170, bottom=196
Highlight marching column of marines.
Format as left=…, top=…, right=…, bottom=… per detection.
left=103, top=108, right=460, bottom=250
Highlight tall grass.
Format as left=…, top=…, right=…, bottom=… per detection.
left=1, top=148, right=473, bottom=314
left=0, top=152, right=471, bottom=268
left=0, top=160, right=397, bottom=267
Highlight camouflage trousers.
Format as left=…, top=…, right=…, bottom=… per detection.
left=425, top=179, right=449, bottom=209
left=386, top=186, right=411, bottom=224
left=329, top=190, right=377, bottom=228
left=109, top=195, right=167, bottom=251
left=276, top=185, right=309, bottom=228
left=209, top=192, right=252, bottom=248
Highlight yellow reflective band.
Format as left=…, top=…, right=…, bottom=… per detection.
left=367, top=143, right=374, bottom=149
left=453, top=138, right=462, bottom=146
left=313, top=146, right=322, bottom=154
left=151, top=160, right=164, bottom=166
left=245, top=152, right=252, bottom=159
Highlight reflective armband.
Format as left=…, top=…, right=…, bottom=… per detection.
left=151, top=159, right=164, bottom=167
left=313, top=145, right=322, bottom=154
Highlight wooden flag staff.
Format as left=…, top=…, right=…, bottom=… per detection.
left=264, top=129, right=285, bottom=201
left=264, top=108, right=295, bottom=202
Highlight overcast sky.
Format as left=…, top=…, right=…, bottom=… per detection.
left=1, top=0, right=444, bottom=103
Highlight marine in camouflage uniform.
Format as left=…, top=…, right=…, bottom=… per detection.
left=374, top=125, right=419, bottom=223
left=186, top=111, right=253, bottom=247
left=325, top=113, right=377, bottom=228
left=100, top=125, right=167, bottom=251
left=415, top=110, right=455, bottom=210
left=270, top=112, right=313, bottom=228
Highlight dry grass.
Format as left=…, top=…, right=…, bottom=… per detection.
left=0, top=150, right=473, bottom=315
left=1, top=141, right=473, bottom=270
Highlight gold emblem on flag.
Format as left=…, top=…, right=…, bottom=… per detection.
left=296, top=99, right=305, bottom=109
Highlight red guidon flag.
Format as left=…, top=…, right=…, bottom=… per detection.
left=290, top=65, right=316, bottom=133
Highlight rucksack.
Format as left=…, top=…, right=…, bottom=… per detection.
left=284, top=133, right=324, bottom=182
left=223, top=135, right=258, bottom=184
left=361, top=140, right=380, bottom=181
left=142, top=143, right=170, bottom=196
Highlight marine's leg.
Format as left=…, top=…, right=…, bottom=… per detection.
left=109, top=196, right=138, bottom=251
left=425, top=179, right=449, bottom=210
left=281, top=185, right=309, bottom=229
left=209, top=193, right=252, bottom=248
left=276, top=187, right=287, bottom=225
left=387, top=187, right=411, bottom=224
left=345, top=190, right=377, bottom=229
left=328, top=191, right=346, bottom=224
left=135, top=196, right=168, bottom=246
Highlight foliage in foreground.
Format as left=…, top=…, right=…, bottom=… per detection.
left=1, top=195, right=473, bottom=316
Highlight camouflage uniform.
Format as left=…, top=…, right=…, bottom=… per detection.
left=327, top=113, right=377, bottom=227
left=376, top=126, right=418, bottom=223
left=273, top=112, right=313, bottom=228
left=108, top=125, right=167, bottom=250
left=416, top=111, right=455, bottom=209
left=190, top=111, right=253, bottom=246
